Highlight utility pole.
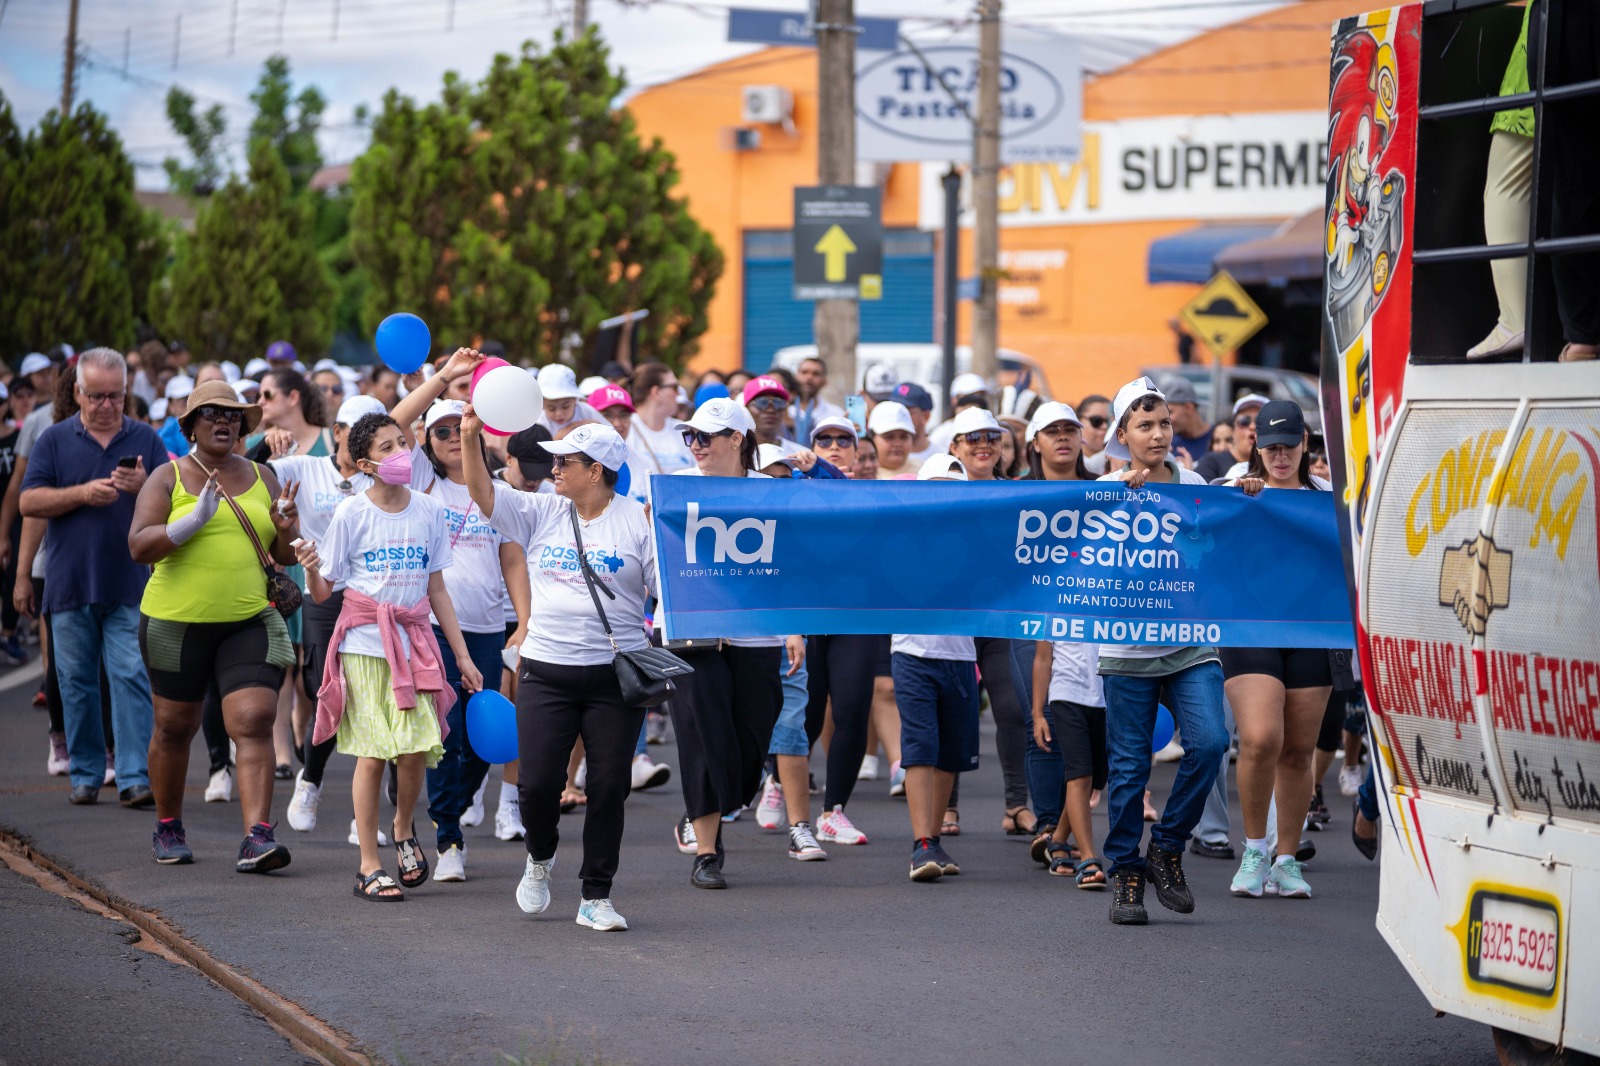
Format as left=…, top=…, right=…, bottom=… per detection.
left=970, top=0, right=1001, bottom=383
left=814, top=0, right=859, bottom=406
left=572, top=0, right=589, bottom=35
left=60, top=0, right=80, bottom=116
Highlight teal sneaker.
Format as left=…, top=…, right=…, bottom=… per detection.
left=1266, top=857, right=1313, bottom=898
left=1229, top=847, right=1270, bottom=898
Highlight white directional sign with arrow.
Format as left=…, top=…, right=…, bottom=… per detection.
left=793, top=185, right=883, bottom=301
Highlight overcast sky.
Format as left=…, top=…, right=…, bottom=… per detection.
left=0, top=0, right=1289, bottom=190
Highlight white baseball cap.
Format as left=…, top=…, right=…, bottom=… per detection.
left=313, top=358, right=340, bottom=373
left=1106, top=376, right=1167, bottom=462
left=950, top=406, right=1002, bottom=437
left=679, top=397, right=754, bottom=436
left=1232, top=392, right=1271, bottom=416
left=809, top=415, right=858, bottom=443
left=243, top=358, right=271, bottom=378
left=424, top=399, right=466, bottom=431
left=150, top=397, right=169, bottom=421
left=756, top=444, right=798, bottom=472
left=1025, top=401, right=1082, bottom=443
left=578, top=375, right=609, bottom=396
left=220, top=361, right=242, bottom=383
left=540, top=421, right=629, bottom=471
left=232, top=382, right=257, bottom=402
left=918, top=454, right=968, bottom=481
left=18, top=353, right=52, bottom=377
left=165, top=375, right=195, bottom=401
left=335, top=394, right=388, bottom=425
left=951, top=372, right=987, bottom=400
left=864, top=363, right=899, bottom=399
left=867, top=400, right=914, bottom=437
left=536, top=363, right=584, bottom=401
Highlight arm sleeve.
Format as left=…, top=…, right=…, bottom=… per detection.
left=426, top=497, right=453, bottom=574
left=318, top=504, right=353, bottom=586
left=484, top=480, right=548, bottom=546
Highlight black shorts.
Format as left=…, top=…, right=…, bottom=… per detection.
left=1049, top=700, right=1108, bottom=789
left=1219, top=646, right=1333, bottom=689
left=140, top=611, right=290, bottom=703
left=873, top=634, right=893, bottom=678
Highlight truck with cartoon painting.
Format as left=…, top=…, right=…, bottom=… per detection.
left=1320, top=2, right=1600, bottom=1062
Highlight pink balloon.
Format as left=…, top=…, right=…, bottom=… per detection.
left=470, top=357, right=510, bottom=395
left=483, top=424, right=511, bottom=437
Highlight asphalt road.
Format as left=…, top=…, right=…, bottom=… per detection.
left=0, top=658, right=1498, bottom=1066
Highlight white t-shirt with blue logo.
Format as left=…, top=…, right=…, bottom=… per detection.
left=273, top=448, right=433, bottom=590
left=318, top=489, right=453, bottom=659
left=426, top=476, right=509, bottom=634
left=487, top=483, right=656, bottom=667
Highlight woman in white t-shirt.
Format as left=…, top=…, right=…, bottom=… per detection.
left=296, top=413, right=483, bottom=903
left=667, top=397, right=803, bottom=890
left=461, top=413, right=653, bottom=933
left=1219, top=400, right=1332, bottom=902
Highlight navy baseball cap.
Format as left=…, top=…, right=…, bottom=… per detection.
left=892, top=382, right=933, bottom=411
left=1254, top=400, right=1306, bottom=449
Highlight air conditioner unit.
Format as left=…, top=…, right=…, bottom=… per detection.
left=741, top=85, right=793, bottom=125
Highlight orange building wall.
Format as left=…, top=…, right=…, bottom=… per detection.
left=626, top=0, right=1357, bottom=394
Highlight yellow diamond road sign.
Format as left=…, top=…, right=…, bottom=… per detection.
left=1179, top=270, right=1267, bottom=360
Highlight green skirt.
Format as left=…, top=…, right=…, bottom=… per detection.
left=335, top=653, right=444, bottom=767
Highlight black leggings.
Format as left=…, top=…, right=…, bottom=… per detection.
left=516, top=658, right=645, bottom=900
left=950, top=637, right=1029, bottom=811
left=671, top=644, right=782, bottom=821
left=299, top=591, right=343, bottom=788
left=804, top=634, right=878, bottom=810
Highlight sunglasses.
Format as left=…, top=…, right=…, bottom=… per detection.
left=430, top=424, right=461, bottom=441
left=82, top=389, right=125, bottom=407
left=551, top=454, right=596, bottom=470
left=196, top=406, right=243, bottom=424
left=260, top=390, right=280, bottom=402
left=957, top=430, right=1004, bottom=446
left=681, top=428, right=735, bottom=449
left=1235, top=415, right=1256, bottom=428
left=319, top=383, right=344, bottom=395
left=1083, top=415, right=1109, bottom=430
left=747, top=396, right=786, bottom=413
left=813, top=434, right=857, bottom=447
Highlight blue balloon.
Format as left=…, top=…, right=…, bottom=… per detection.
left=1152, top=704, right=1176, bottom=753
left=616, top=461, right=631, bottom=497
left=465, top=690, right=518, bottom=764
left=374, top=312, right=430, bottom=374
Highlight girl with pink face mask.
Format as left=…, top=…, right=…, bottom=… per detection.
left=297, top=413, right=484, bottom=902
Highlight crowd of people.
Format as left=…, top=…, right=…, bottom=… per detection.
left=3, top=337, right=1380, bottom=930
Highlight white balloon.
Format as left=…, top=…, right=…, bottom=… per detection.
left=473, top=364, right=543, bottom=434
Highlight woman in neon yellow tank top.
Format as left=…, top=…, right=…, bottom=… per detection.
left=128, top=380, right=304, bottom=872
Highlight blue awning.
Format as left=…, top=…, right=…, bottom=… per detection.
left=1146, top=222, right=1282, bottom=284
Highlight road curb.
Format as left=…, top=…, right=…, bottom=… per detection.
left=0, top=825, right=370, bottom=1066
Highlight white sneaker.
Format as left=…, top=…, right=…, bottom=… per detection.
left=286, top=771, right=320, bottom=831
left=857, top=754, right=880, bottom=781
left=1154, top=739, right=1185, bottom=763
left=347, top=818, right=390, bottom=846
left=755, top=774, right=785, bottom=831
left=435, top=844, right=466, bottom=882
left=204, top=766, right=233, bottom=803
left=495, top=800, right=526, bottom=841
left=631, top=753, right=671, bottom=791
left=1339, top=765, right=1364, bottom=797
left=1466, top=321, right=1523, bottom=360
left=104, top=752, right=115, bottom=787
left=47, top=734, right=69, bottom=776
left=461, top=780, right=486, bottom=827
left=574, top=758, right=587, bottom=792
left=516, top=855, right=554, bottom=914
left=888, top=760, right=906, bottom=798
left=576, top=897, right=627, bottom=931
left=816, top=804, right=869, bottom=845
left=787, top=822, right=827, bottom=861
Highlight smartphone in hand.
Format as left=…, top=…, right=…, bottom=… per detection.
left=845, top=394, right=867, bottom=435
left=117, top=455, right=139, bottom=469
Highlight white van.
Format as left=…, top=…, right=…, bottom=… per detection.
left=768, top=343, right=1054, bottom=425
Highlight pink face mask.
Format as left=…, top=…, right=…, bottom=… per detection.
left=370, top=450, right=412, bottom=486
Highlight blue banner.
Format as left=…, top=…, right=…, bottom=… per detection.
left=651, top=476, right=1355, bottom=648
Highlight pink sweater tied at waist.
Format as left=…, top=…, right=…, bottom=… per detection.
left=313, top=588, right=455, bottom=746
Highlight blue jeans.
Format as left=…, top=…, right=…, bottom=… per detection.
left=1357, top=760, right=1380, bottom=823
left=768, top=644, right=810, bottom=757
left=426, top=628, right=504, bottom=849
left=1102, top=660, right=1228, bottom=876
left=53, top=604, right=152, bottom=791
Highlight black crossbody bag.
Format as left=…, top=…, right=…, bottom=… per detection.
left=568, top=503, right=693, bottom=707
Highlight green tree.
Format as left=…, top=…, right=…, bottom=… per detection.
left=249, top=54, right=326, bottom=195
left=161, top=88, right=229, bottom=197
left=151, top=140, right=335, bottom=362
left=349, top=29, right=722, bottom=366
left=0, top=93, right=163, bottom=358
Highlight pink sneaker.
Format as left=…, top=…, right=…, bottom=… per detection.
left=817, top=805, right=868, bottom=845
left=755, top=774, right=785, bottom=831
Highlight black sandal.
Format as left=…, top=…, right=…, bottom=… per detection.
left=395, top=834, right=429, bottom=888
left=354, top=869, right=404, bottom=902
left=1004, top=806, right=1037, bottom=836
left=1030, top=825, right=1058, bottom=866
left=1047, top=842, right=1077, bottom=876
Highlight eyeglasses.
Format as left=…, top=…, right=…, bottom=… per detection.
left=957, top=430, right=1004, bottom=446
left=1083, top=415, right=1108, bottom=430
left=430, top=424, right=461, bottom=441
left=196, top=406, right=244, bottom=425
left=681, top=428, right=734, bottom=449
left=551, top=454, right=595, bottom=469
left=657, top=381, right=679, bottom=392
left=813, top=434, right=857, bottom=447
left=1234, top=415, right=1256, bottom=428
left=747, top=396, right=786, bottom=413
left=81, top=389, right=125, bottom=407
left=318, top=383, right=344, bottom=397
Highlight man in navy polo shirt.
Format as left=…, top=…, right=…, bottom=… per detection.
left=21, top=348, right=169, bottom=807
